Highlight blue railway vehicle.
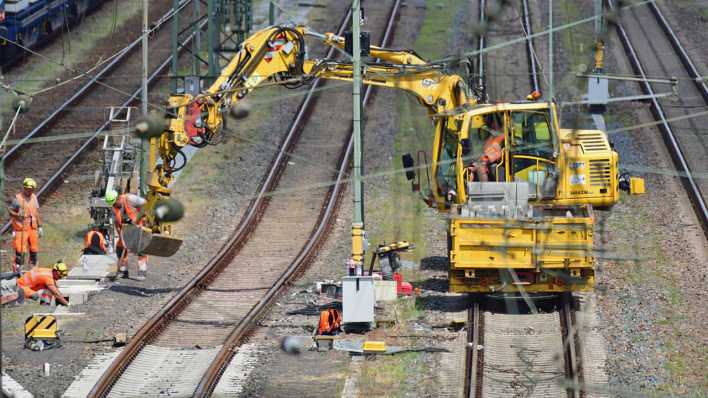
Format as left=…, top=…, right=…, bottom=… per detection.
left=0, top=0, right=106, bottom=69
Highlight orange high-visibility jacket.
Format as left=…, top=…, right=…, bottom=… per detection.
left=112, top=194, right=139, bottom=230
left=17, top=268, right=55, bottom=291
left=482, top=134, right=505, bottom=164
left=11, top=192, right=40, bottom=231
left=84, top=230, right=107, bottom=252
left=318, top=308, right=342, bottom=335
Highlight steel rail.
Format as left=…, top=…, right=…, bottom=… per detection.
left=0, top=5, right=206, bottom=236
left=465, top=302, right=482, bottom=398
left=194, top=1, right=403, bottom=394
left=648, top=2, right=708, bottom=104
left=607, top=0, right=708, bottom=236
left=560, top=293, right=580, bottom=398
left=521, top=0, right=540, bottom=93
left=87, top=3, right=362, bottom=396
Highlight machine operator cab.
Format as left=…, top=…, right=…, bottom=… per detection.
left=409, top=102, right=630, bottom=211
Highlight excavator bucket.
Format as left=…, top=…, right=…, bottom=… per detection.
left=122, top=224, right=183, bottom=257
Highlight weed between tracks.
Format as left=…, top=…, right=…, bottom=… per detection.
left=366, top=0, right=465, bottom=268
left=354, top=1, right=463, bottom=397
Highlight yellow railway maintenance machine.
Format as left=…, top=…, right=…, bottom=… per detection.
left=404, top=102, right=645, bottom=293
left=125, top=24, right=645, bottom=295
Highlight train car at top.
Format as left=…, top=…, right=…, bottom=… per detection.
left=0, top=0, right=106, bottom=68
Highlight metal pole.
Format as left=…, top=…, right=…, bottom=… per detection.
left=207, top=0, right=219, bottom=80
left=351, top=0, right=365, bottom=269
left=140, top=0, right=149, bottom=196
left=548, top=0, right=554, bottom=100
left=170, top=0, right=179, bottom=92
left=193, top=0, right=201, bottom=76
left=594, top=0, right=603, bottom=38
left=269, top=1, right=275, bottom=25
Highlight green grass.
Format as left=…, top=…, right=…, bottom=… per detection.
left=357, top=352, right=423, bottom=397
left=415, top=0, right=462, bottom=59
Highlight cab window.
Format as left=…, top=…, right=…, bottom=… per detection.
left=436, top=124, right=458, bottom=196
left=509, top=110, right=558, bottom=198
left=509, top=110, right=554, bottom=159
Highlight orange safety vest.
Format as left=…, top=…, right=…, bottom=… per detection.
left=482, top=134, right=505, bottom=164
left=112, top=194, right=139, bottom=230
left=318, top=308, right=342, bottom=335
left=17, top=268, right=55, bottom=290
left=84, top=230, right=107, bottom=252
left=11, top=192, right=40, bottom=231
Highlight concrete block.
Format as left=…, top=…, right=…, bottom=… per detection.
left=374, top=280, right=397, bottom=302
left=68, top=294, right=87, bottom=306
left=57, top=279, right=101, bottom=287
left=57, top=284, right=103, bottom=295
left=68, top=255, right=117, bottom=280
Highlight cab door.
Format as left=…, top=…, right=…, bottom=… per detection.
left=506, top=109, right=559, bottom=200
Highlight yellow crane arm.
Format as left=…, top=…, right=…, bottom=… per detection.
left=136, top=25, right=480, bottom=255
left=305, top=30, right=471, bottom=116
left=167, top=25, right=309, bottom=150
left=140, top=25, right=309, bottom=237
left=303, top=59, right=469, bottom=116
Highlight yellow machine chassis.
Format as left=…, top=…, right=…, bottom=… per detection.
left=448, top=206, right=595, bottom=293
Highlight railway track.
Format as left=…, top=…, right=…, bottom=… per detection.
left=465, top=295, right=581, bottom=398
left=464, top=2, right=583, bottom=397
left=0, top=0, right=189, bottom=234
left=86, top=1, right=402, bottom=396
left=608, top=0, right=708, bottom=236
left=478, top=0, right=541, bottom=101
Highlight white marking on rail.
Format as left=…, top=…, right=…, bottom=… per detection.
left=211, top=343, right=262, bottom=397
left=2, top=371, right=34, bottom=398
left=62, top=350, right=122, bottom=398
left=106, top=345, right=222, bottom=397
left=576, top=293, right=610, bottom=397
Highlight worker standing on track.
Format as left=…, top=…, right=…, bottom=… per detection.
left=8, top=178, right=43, bottom=273
left=104, top=189, right=149, bottom=281
left=17, top=262, right=70, bottom=306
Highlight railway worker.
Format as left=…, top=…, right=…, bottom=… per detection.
left=83, top=226, right=107, bottom=255
left=8, top=178, right=43, bottom=273
left=104, top=189, right=149, bottom=281
left=464, top=133, right=505, bottom=183
left=17, top=262, right=70, bottom=306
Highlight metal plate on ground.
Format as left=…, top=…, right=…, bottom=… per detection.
left=122, top=224, right=183, bottom=257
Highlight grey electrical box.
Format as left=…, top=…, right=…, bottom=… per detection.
left=587, top=76, right=609, bottom=111
left=342, top=276, right=375, bottom=325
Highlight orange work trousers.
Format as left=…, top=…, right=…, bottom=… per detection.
left=14, top=228, right=39, bottom=256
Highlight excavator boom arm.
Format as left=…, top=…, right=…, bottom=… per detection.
left=138, top=25, right=477, bottom=256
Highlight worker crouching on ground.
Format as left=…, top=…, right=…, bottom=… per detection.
left=104, top=189, right=148, bottom=281
left=17, top=262, right=70, bottom=306
left=8, top=178, right=43, bottom=272
left=83, top=226, right=107, bottom=255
